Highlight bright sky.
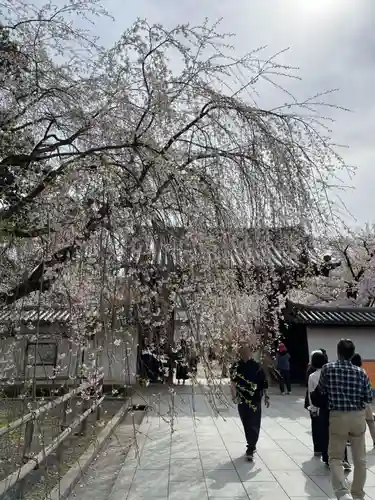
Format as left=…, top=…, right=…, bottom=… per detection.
left=93, top=0, right=375, bottom=227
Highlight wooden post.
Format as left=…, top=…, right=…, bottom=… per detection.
left=22, top=420, right=34, bottom=462
left=61, top=400, right=69, bottom=432
left=96, top=377, right=103, bottom=421
left=80, top=395, right=90, bottom=435
left=57, top=388, right=70, bottom=462
left=56, top=401, right=68, bottom=463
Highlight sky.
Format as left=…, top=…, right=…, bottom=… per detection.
left=94, top=0, right=375, bottom=228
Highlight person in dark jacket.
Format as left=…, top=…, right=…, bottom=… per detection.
left=176, top=339, right=190, bottom=384
left=276, top=343, right=291, bottom=394
left=310, top=352, right=351, bottom=470
left=307, top=351, right=330, bottom=462
left=305, top=350, right=326, bottom=454
left=230, top=342, right=270, bottom=461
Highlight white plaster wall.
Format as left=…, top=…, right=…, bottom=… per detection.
left=306, top=326, right=375, bottom=362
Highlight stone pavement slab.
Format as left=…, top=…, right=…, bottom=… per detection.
left=69, top=386, right=375, bottom=500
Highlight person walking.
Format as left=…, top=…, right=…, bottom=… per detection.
left=175, top=339, right=189, bottom=385
left=307, top=350, right=351, bottom=470
left=188, top=341, right=199, bottom=376
left=313, top=339, right=372, bottom=500
left=305, top=349, right=328, bottom=455
left=307, top=350, right=328, bottom=459
left=230, top=342, right=270, bottom=461
left=351, top=353, right=375, bottom=446
left=276, top=342, right=291, bottom=394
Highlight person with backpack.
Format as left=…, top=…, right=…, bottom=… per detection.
left=305, top=349, right=329, bottom=455
left=305, top=349, right=328, bottom=457
left=307, top=350, right=351, bottom=470
left=311, top=339, right=372, bottom=500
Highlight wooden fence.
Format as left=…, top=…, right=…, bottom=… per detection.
left=0, top=374, right=104, bottom=496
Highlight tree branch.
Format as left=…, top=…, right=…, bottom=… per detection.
left=342, top=245, right=359, bottom=281
left=0, top=225, right=53, bottom=238
left=0, top=139, right=156, bottom=221
left=0, top=203, right=110, bottom=305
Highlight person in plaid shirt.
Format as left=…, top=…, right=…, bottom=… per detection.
left=315, top=339, right=373, bottom=500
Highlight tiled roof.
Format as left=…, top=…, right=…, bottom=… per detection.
left=125, top=226, right=322, bottom=270
left=0, top=307, right=70, bottom=324
left=286, top=301, right=375, bottom=326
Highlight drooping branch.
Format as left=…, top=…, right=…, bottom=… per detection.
left=0, top=203, right=110, bottom=305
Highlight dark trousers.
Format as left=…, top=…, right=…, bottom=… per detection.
left=311, top=411, right=329, bottom=456
left=238, top=402, right=261, bottom=452
left=312, top=410, right=348, bottom=464
left=279, top=369, right=291, bottom=393
left=311, top=412, right=320, bottom=452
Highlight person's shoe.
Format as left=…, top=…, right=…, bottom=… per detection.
left=343, top=460, right=352, bottom=471
left=245, top=449, right=254, bottom=461
left=341, top=495, right=353, bottom=500
left=287, top=391, right=291, bottom=395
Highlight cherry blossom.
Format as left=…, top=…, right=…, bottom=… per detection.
left=0, top=0, right=351, bottom=389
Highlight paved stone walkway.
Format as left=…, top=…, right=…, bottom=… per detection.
left=70, top=386, right=375, bottom=500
